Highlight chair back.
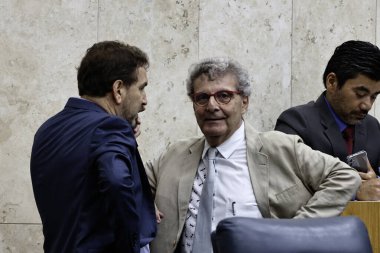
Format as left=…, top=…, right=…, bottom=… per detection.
left=211, top=216, right=372, bottom=253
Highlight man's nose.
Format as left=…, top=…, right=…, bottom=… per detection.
left=206, top=95, right=219, bottom=109
left=360, top=96, right=373, bottom=111
left=142, top=93, right=147, bottom=105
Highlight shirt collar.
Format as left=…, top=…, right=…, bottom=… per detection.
left=202, top=120, right=245, bottom=159
left=323, top=95, right=347, bottom=132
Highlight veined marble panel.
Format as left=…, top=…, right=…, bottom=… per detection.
left=292, top=0, right=377, bottom=108
left=0, top=0, right=98, bottom=223
left=199, top=0, right=292, bottom=131
left=99, top=0, right=200, bottom=161
left=0, top=224, right=43, bottom=253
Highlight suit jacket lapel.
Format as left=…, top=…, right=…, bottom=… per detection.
left=316, top=94, right=348, bottom=160
left=245, top=123, right=270, bottom=218
left=177, top=138, right=205, bottom=230
left=353, top=121, right=366, bottom=153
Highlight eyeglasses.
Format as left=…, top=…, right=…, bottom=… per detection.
left=191, top=90, right=241, bottom=106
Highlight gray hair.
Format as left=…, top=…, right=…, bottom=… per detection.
left=186, top=57, right=252, bottom=97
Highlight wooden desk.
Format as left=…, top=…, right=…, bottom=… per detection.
left=342, top=201, right=380, bottom=253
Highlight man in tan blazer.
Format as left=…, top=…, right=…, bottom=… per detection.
left=146, top=57, right=360, bottom=253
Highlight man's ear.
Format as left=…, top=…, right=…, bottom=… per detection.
left=112, top=80, right=124, bottom=105
left=326, top=72, right=338, bottom=91
left=242, top=96, right=249, bottom=113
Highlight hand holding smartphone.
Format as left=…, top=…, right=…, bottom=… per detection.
left=346, top=150, right=368, bottom=173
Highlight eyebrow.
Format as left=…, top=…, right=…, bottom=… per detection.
left=354, top=86, right=370, bottom=93
left=354, top=86, right=380, bottom=96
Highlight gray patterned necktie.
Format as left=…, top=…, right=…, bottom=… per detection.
left=192, top=147, right=217, bottom=253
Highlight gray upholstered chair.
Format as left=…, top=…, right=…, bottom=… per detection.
left=211, top=216, right=372, bottom=253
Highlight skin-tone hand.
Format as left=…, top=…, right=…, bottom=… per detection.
left=133, top=116, right=142, bottom=138
left=356, top=178, right=380, bottom=200
left=356, top=160, right=380, bottom=200
left=155, top=203, right=164, bottom=223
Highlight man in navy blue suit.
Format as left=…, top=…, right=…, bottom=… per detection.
left=30, top=41, right=156, bottom=253
left=275, top=40, right=380, bottom=201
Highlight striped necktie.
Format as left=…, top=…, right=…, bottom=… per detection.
left=191, top=147, right=218, bottom=253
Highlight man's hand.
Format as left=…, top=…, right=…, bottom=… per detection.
left=133, top=116, right=142, bottom=138
left=155, top=203, right=164, bottom=224
left=357, top=159, right=377, bottom=180
left=356, top=178, right=380, bottom=200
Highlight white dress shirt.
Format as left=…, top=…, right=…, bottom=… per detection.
left=181, top=121, right=263, bottom=252
left=208, top=121, right=262, bottom=231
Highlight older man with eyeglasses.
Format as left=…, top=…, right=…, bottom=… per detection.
left=146, top=57, right=360, bottom=253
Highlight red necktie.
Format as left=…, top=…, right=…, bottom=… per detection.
left=342, top=126, right=354, bottom=155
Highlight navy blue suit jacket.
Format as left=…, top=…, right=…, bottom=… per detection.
left=275, top=93, right=380, bottom=175
left=31, top=98, right=156, bottom=253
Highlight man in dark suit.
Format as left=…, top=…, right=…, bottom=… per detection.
left=30, top=41, right=156, bottom=253
left=275, top=40, right=380, bottom=201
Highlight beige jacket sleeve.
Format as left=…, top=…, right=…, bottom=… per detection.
left=255, top=131, right=361, bottom=218
left=293, top=136, right=361, bottom=217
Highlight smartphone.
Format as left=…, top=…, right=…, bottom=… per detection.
left=346, top=150, right=368, bottom=173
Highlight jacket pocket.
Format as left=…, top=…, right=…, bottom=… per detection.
left=225, top=199, right=262, bottom=218
left=273, top=184, right=311, bottom=217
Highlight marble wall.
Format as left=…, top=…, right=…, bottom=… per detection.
left=0, top=0, right=379, bottom=252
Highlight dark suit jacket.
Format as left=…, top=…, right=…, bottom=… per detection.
left=31, top=98, right=156, bottom=253
left=275, top=92, right=380, bottom=175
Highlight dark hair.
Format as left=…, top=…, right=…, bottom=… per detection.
left=186, top=57, right=251, bottom=97
left=323, top=40, right=380, bottom=88
left=77, top=41, right=149, bottom=96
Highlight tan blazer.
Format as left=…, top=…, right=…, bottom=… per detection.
left=146, top=123, right=360, bottom=253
